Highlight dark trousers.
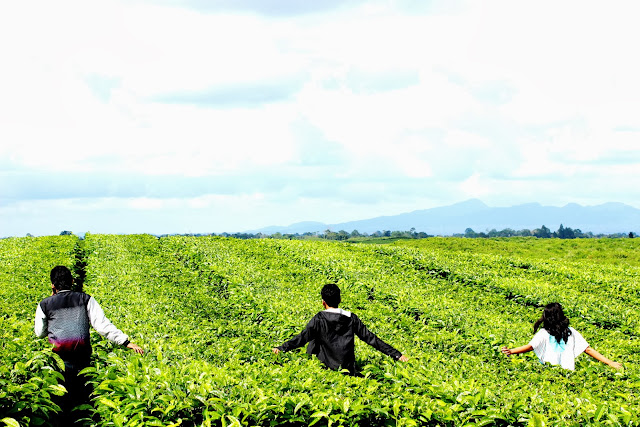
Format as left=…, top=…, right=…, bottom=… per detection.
left=52, top=360, right=92, bottom=426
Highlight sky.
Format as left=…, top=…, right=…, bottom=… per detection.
left=1, top=0, right=640, bottom=236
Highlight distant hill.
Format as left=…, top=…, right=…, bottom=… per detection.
left=248, top=199, right=640, bottom=235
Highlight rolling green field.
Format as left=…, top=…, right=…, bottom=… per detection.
left=1, top=235, right=639, bottom=426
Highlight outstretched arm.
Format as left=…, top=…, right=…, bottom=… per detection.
left=273, top=318, right=316, bottom=354
left=87, top=297, right=129, bottom=344
left=353, top=315, right=407, bottom=361
left=87, top=297, right=143, bottom=354
left=501, top=344, right=533, bottom=356
left=585, top=346, right=622, bottom=369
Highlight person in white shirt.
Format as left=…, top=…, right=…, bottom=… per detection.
left=501, top=302, right=622, bottom=370
left=35, top=266, right=143, bottom=424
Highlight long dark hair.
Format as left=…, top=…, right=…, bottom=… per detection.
left=533, top=303, right=572, bottom=344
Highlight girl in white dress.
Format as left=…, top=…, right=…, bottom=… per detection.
left=501, top=303, right=622, bottom=370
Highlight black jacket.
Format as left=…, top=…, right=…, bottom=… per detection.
left=277, top=308, right=402, bottom=375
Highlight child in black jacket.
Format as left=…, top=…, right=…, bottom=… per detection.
left=273, top=283, right=408, bottom=375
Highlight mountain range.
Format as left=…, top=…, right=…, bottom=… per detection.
left=249, top=199, right=640, bottom=236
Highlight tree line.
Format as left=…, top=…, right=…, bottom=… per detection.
left=158, top=225, right=634, bottom=240
left=457, top=224, right=634, bottom=239
left=158, top=228, right=432, bottom=241
left=11, top=227, right=634, bottom=241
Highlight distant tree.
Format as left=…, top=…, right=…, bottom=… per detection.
left=518, top=229, right=532, bottom=237
left=322, top=229, right=338, bottom=240
left=350, top=230, right=362, bottom=238
left=498, top=228, right=516, bottom=237
left=555, top=224, right=576, bottom=239
left=533, top=225, right=551, bottom=238
left=390, top=230, right=404, bottom=238
left=464, top=228, right=476, bottom=238
left=383, top=230, right=391, bottom=237
left=26, top=233, right=34, bottom=237
left=337, top=230, right=349, bottom=241
left=630, top=232, right=635, bottom=239
left=60, top=231, right=73, bottom=236
left=555, top=224, right=564, bottom=239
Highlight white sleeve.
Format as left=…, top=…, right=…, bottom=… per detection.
left=528, top=330, right=545, bottom=349
left=87, top=297, right=129, bottom=345
left=571, top=328, right=589, bottom=356
left=34, top=304, right=48, bottom=338
left=528, top=330, right=547, bottom=360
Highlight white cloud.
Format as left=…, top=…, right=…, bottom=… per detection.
left=128, top=197, right=166, bottom=210
left=467, top=1, right=640, bottom=130
left=2, top=0, right=640, bottom=236
left=459, top=174, right=492, bottom=200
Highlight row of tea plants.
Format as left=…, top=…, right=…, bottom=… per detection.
left=1, top=235, right=639, bottom=425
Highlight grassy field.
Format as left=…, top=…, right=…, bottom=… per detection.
left=393, top=236, right=640, bottom=266
left=1, top=235, right=639, bottom=426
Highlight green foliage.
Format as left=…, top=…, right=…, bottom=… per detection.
left=0, top=235, right=78, bottom=426
left=2, top=235, right=640, bottom=425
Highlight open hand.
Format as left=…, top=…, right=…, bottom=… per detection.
left=272, top=348, right=281, bottom=354
left=127, top=342, right=144, bottom=354
left=399, top=355, right=409, bottom=362
left=501, top=346, right=512, bottom=356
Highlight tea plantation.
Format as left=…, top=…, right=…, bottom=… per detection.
left=1, top=235, right=639, bottom=426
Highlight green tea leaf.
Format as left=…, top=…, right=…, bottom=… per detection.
left=1, top=418, right=20, bottom=427
left=528, top=413, right=546, bottom=427
left=48, top=384, right=67, bottom=396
